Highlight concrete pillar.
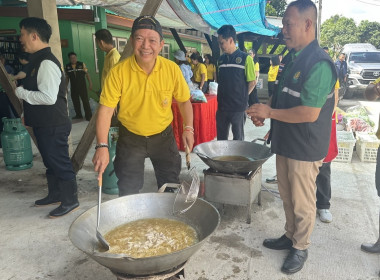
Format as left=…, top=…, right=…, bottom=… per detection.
left=26, top=0, right=63, bottom=67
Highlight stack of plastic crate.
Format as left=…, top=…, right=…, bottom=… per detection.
left=334, top=131, right=356, bottom=162
left=356, top=132, right=380, bottom=162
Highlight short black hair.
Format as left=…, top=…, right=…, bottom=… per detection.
left=68, top=52, right=77, bottom=58
left=19, top=17, right=52, bottom=43
left=322, top=46, right=329, bottom=50
left=287, top=0, right=317, bottom=24
left=217, top=25, right=236, bottom=42
left=190, top=53, right=203, bottom=63
left=95, top=29, right=114, bottom=45
left=204, top=54, right=215, bottom=65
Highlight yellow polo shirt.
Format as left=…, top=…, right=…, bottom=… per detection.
left=193, top=63, right=207, bottom=83
left=101, top=48, right=121, bottom=87
left=268, top=65, right=279, bottom=82
left=206, top=63, right=216, bottom=81
left=100, top=55, right=190, bottom=136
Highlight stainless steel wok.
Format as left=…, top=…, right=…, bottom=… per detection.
left=69, top=193, right=220, bottom=275
left=193, top=139, right=273, bottom=174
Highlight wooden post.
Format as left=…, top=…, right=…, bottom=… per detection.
left=71, top=0, right=164, bottom=173
left=237, top=33, right=245, bottom=51
left=27, top=0, right=63, bottom=67
left=170, top=28, right=187, bottom=54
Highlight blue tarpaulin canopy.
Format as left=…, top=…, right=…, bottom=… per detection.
left=11, top=0, right=281, bottom=36
left=182, top=0, right=280, bottom=36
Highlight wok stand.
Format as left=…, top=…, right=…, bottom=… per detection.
left=112, top=262, right=186, bottom=280
left=204, top=166, right=262, bottom=224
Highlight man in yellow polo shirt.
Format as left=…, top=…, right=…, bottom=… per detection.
left=93, top=15, right=194, bottom=196
left=95, top=29, right=121, bottom=88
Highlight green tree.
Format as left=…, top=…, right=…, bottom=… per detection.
left=357, top=20, right=380, bottom=48
left=265, top=3, right=277, bottom=16
left=368, top=30, right=380, bottom=49
left=320, top=15, right=358, bottom=56
left=268, top=0, right=287, bottom=17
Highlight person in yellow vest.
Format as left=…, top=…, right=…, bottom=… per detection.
left=248, top=49, right=260, bottom=105
left=361, top=77, right=380, bottom=258
left=190, top=53, right=208, bottom=93
left=267, top=55, right=280, bottom=97
left=92, top=15, right=194, bottom=196
left=95, top=29, right=121, bottom=88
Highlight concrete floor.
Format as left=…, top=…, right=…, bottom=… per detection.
left=1, top=99, right=380, bottom=280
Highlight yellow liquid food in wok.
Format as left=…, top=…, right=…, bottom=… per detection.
left=104, top=218, right=198, bottom=258
left=212, top=155, right=254, bottom=161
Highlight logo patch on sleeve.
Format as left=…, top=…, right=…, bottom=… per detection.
left=293, top=71, right=301, bottom=82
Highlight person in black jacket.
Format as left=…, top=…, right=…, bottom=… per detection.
left=65, top=52, right=93, bottom=121
left=15, top=17, right=79, bottom=218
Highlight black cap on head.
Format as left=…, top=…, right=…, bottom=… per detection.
left=131, top=15, right=163, bottom=40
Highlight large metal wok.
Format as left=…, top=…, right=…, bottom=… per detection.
left=193, top=139, right=273, bottom=174
left=69, top=193, right=220, bottom=275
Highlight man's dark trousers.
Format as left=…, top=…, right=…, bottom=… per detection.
left=71, top=87, right=92, bottom=120
left=114, top=125, right=181, bottom=196
left=33, top=123, right=76, bottom=180
left=316, top=162, right=331, bottom=209
left=216, top=110, right=245, bottom=140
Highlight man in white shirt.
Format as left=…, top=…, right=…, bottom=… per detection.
left=15, top=17, right=79, bottom=218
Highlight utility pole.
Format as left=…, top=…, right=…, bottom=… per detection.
left=317, top=0, right=322, bottom=42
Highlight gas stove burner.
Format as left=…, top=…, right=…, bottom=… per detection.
left=112, top=262, right=186, bottom=280
left=203, top=168, right=256, bottom=179
left=203, top=166, right=262, bottom=224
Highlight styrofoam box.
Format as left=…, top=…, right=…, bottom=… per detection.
left=334, top=131, right=356, bottom=163
left=356, top=132, right=380, bottom=162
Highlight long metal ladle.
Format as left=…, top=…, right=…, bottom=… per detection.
left=96, top=176, right=110, bottom=250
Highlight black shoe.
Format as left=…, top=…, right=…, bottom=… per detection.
left=72, top=115, right=83, bottom=120
left=49, top=178, right=79, bottom=218
left=281, top=248, right=308, bottom=274
left=263, top=234, right=293, bottom=250
left=35, top=196, right=60, bottom=207
left=35, top=174, right=60, bottom=206
left=361, top=241, right=380, bottom=254
left=49, top=202, right=79, bottom=218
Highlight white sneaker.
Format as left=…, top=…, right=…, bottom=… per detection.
left=317, top=209, right=332, bottom=223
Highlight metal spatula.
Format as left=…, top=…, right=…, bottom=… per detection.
left=173, top=167, right=200, bottom=215
left=96, top=177, right=110, bottom=250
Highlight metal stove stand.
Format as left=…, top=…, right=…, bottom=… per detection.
left=112, top=262, right=186, bottom=280
left=204, top=166, right=262, bottom=224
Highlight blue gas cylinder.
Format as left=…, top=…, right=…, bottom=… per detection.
left=1, top=117, right=33, bottom=171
